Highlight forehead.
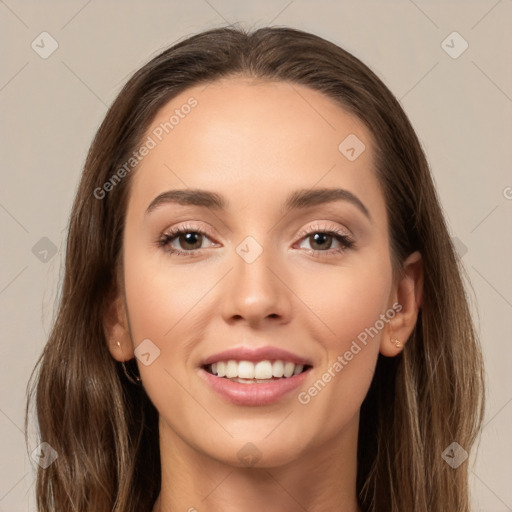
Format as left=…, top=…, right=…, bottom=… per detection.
left=127, top=77, right=385, bottom=221
left=146, top=77, right=372, bottom=162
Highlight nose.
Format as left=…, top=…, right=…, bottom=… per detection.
left=221, top=243, right=292, bottom=328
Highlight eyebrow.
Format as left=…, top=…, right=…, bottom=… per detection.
left=145, top=187, right=371, bottom=220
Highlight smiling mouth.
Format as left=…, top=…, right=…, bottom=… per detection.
left=203, top=360, right=312, bottom=384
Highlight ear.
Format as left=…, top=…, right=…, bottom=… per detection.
left=380, top=250, right=423, bottom=357
left=103, top=291, right=134, bottom=362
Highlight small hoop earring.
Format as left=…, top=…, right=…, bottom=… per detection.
left=121, top=360, right=142, bottom=385
left=391, top=338, right=402, bottom=349
left=114, top=341, right=142, bottom=385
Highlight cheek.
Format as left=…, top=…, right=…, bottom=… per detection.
left=293, top=251, right=393, bottom=351
left=335, top=270, right=390, bottom=343
left=122, top=248, right=214, bottom=428
left=290, top=251, right=391, bottom=435
left=123, top=244, right=209, bottom=343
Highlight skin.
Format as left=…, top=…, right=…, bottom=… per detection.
left=105, top=77, right=423, bottom=512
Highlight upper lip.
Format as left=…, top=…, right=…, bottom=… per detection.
left=201, top=345, right=313, bottom=367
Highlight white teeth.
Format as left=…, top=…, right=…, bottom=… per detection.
left=207, top=359, right=307, bottom=379
left=230, top=377, right=276, bottom=384
left=216, top=361, right=226, bottom=377
left=225, top=360, right=238, bottom=378
left=283, top=362, right=295, bottom=378
left=254, top=361, right=273, bottom=379
left=293, top=364, right=304, bottom=375
left=238, top=361, right=255, bottom=379
left=272, top=360, right=284, bottom=377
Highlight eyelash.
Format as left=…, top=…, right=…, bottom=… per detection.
left=157, top=222, right=355, bottom=259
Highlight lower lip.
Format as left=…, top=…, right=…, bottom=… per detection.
left=198, top=367, right=311, bottom=406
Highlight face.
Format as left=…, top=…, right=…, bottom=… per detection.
left=112, top=77, right=403, bottom=467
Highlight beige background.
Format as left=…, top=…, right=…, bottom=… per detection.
left=0, top=1, right=511, bottom=510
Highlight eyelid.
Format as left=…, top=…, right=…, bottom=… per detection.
left=157, top=220, right=355, bottom=257
left=295, top=221, right=353, bottom=240
left=160, top=222, right=218, bottom=242
left=159, top=221, right=350, bottom=243
left=293, top=221, right=356, bottom=254
left=161, top=221, right=216, bottom=238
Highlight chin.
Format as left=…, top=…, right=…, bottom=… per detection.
left=203, top=433, right=309, bottom=470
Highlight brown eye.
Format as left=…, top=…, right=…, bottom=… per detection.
left=297, top=229, right=354, bottom=254
left=174, top=232, right=203, bottom=251
left=158, top=224, right=217, bottom=258
left=308, top=232, right=334, bottom=251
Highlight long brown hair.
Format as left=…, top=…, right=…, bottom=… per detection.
left=25, top=25, right=485, bottom=511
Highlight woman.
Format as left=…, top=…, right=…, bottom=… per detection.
left=25, top=25, right=485, bottom=511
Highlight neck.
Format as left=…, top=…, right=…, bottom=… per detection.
left=152, top=414, right=361, bottom=512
